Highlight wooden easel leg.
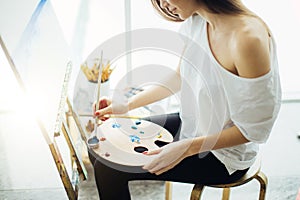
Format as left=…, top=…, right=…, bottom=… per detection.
left=49, top=142, right=77, bottom=200
left=61, top=120, right=88, bottom=182
left=66, top=98, right=88, bottom=142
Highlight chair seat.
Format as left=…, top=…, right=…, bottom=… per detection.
left=209, top=157, right=262, bottom=188
left=165, top=157, right=268, bottom=200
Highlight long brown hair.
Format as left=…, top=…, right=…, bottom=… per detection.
left=151, top=0, right=271, bottom=38
left=151, top=0, right=251, bottom=22
left=199, top=0, right=271, bottom=34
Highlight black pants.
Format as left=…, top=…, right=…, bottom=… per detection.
left=89, top=113, right=248, bottom=200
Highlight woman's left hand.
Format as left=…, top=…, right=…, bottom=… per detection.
left=142, top=139, right=192, bottom=175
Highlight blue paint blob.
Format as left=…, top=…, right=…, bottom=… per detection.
left=131, top=126, right=137, bottom=130
left=129, top=135, right=140, bottom=143
left=135, top=121, right=141, bottom=125
left=112, top=123, right=121, bottom=128
left=88, top=136, right=99, bottom=144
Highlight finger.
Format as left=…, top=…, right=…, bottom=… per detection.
left=143, top=148, right=162, bottom=156
left=99, top=98, right=108, bottom=109
left=154, top=161, right=179, bottom=175
left=150, top=162, right=175, bottom=175
left=99, top=116, right=108, bottom=121
left=154, top=157, right=183, bottom=175
left=94, top=106, right=112, bottom=117
left=148, top=164, right=163, bottom=174
left=142, top=157, right=159, bottom=171
left=93, top=98, right=109, bottom=111
left=142, top=149, right=163, bottom=171
left=93, top=100, right=107, bottom=116
left=155, top=166, right=172, bottom=175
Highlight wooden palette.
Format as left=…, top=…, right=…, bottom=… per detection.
left=92, top=118, right=173, bottom=166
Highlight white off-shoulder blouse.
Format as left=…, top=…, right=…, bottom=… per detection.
left=178, top=15, right=282, bottom=174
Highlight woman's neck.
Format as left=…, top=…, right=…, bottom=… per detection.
left=199, top=11, right=241, bottom=33
left=194, top=2, right=252, bottom=33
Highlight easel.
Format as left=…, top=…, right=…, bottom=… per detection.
left=49, top=98, right=89, bottom=200
left=0, top=35, right=89, bottom=200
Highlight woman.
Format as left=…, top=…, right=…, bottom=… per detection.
left=91, top=0, right=281, bottom=199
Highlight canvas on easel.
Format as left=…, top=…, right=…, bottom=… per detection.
left=0, top=33, right=87, bottom=200
left=0, top=0, right=92, bottom=198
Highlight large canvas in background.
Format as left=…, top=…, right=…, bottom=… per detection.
left=0, top=0, right=70, bottom=140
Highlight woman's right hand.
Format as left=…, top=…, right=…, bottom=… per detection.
left=93, top=96, right=129, bottom=121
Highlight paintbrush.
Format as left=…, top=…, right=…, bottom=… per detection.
left=79, top=113, right=145, bottom=120
left=87, top=50, right=103, bottom=148
left=104, top=114, right=144, bottom=120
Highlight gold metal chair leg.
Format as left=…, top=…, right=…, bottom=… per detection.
left=255, top=171, right=268, bottom=200
left=190, top=185, right=205, bottom=200
left=165, top=181, right=172, bottom=200
left=222, top=188, right=230, bottom=200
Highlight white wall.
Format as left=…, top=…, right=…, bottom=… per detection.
left=243, top=0, right=300, bottom=99
left=0, top=0, right=39, bottom=52
left=1, top=0, right=299, bottom=104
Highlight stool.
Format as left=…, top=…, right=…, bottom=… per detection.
left=165, top=158, right=267, bottom=200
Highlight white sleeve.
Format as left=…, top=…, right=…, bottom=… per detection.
left=223, top=70, right=281, bottom=143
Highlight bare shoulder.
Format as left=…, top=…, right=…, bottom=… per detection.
left=231, top=17, right=271, bottom=78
